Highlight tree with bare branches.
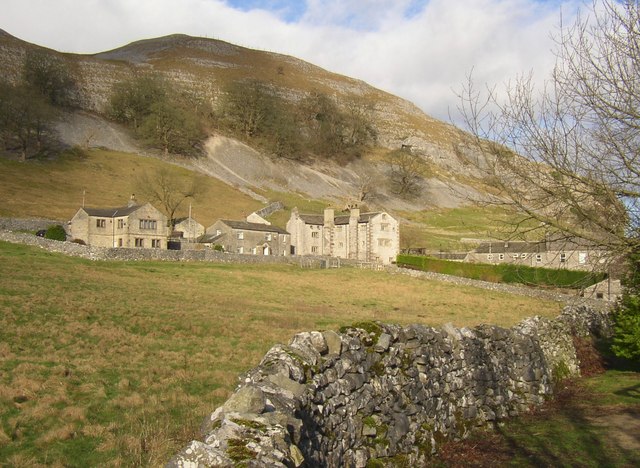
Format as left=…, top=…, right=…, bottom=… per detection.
left=457, top=0, right=639, bottom=357
left=136, top=168, right=204, bottom=229
left=385, top=147, right=428, bottom=198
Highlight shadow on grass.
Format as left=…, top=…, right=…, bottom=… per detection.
left=437, top=346, right=640, bottom=467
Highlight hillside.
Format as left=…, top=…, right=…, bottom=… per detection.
left=0, top=29, right=501, bottom=244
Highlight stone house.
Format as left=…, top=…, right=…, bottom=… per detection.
left=173, top=216, right=205, bottom=241
left=68, top=199, right=169, bottom=248
left=286, top=206, right=400, bottom=265
left=464, top=238, right=610, bottom=271
left=203, top=218, right=290, bottom=256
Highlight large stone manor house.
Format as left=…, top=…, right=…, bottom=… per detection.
left=286, top=205, right=400, bottom=265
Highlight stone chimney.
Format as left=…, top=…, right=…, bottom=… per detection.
left=128, top=194, right=136, bottom=207
left=323, top=208, right=335, bottom=226
left=348, top=205, right=360, bottom=223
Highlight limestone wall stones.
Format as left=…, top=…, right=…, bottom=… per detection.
left=169, top=307, right=611, bottom=467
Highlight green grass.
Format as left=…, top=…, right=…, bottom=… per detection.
left=399, top=206, right=543, bottom=251
left=0, top=240, right=562, bottom=466
left=437, top=361, right=640, bottom=467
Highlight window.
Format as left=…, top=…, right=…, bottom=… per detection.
left=560, top=253, right=566, bottom=263
left=251, top=247, right=257, bottom=254
left=237, top=231, right=244, bottom=240
left=498, top=254, right=504, bottom=260
left=336, top=226, right=342, bottom=231
left=265, top=233, right=272, bottom=241
left=311, top=231, right=319, bottom=238
left=215, top=229, right=221, bottom=236
left=96, top=219, right=106, bottom=228
left=382, top=214, right=387, bottom=220
left=381, top=223, right=389, bottom=231
left=117, top=219, right=124, bottom=229
left=521, top=253, right=528, bottom=259
left=487, top=254, right=493, bottom=261
left=536, top=254, right=542, bottom=263
left=378, top=238, right=391, bottom=247
left=151, top=239, right=161, bottom=248
left=311, top=246, right=318, bottom=253
left=139, top=219, right=157, bottom=230
left=134, top=238, right=144, bottom=248
left=237, top=246, right=244, bottom=254
left=118, top=238, right=123, bottom=247
left=579, top=252, right=587, bottom=264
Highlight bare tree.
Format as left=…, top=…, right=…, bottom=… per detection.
left=457, top=0, right=639, bottom=262
left=136, top=168, right=204, bottom=228
left=385, top=147, right=428, bottom=198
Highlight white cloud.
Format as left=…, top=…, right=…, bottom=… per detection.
left=0, top=0, right=583, bottom=123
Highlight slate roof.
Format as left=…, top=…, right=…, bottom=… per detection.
left=474, top=241, right=547, bottom=254
left=298, top=212, right=381, bottom=225
left=474, top=238, right=601, bottom=254
left=83, top=205, right=143, bottom=218
left=219, top=220, right=289, bottom=235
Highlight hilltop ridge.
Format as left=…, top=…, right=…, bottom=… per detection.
left=0, top=29, right=488, bottom=213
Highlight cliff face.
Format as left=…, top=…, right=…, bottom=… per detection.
left=0, top=30, right=487, bottom=209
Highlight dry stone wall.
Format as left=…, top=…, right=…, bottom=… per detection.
left=0, top=229, right=344, bottom=268
left=169, top=306, right=611, bottom=467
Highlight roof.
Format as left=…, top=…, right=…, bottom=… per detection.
left=474, top=241, right=546, bottom=254
left=298, top=212, right=382, bottom=225
left=175, top=216, right=203, bottom=226
left=219, top=220, right=289, bottom=235
left=474, top=238, right=602, bottom=254
left=200, top=233, right=225, bottom=243
left=83, top=204, right=143, bottom=218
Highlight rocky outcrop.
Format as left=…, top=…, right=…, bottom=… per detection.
left=169, top=307, right=611, bottom=467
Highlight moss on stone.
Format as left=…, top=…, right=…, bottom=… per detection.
left=231, top=418, right=267, bottom=431
left=226, top=438, right=257, bottom=464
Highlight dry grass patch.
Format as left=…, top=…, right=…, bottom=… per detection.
left=0, top=241, right=561, bottom=466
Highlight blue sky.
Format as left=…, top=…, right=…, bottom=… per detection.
left=1, top=0, right=582, bottom=122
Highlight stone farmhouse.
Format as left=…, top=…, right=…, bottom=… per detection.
left=286, top=206, right=400, bottom=265
left=464, top=238, right=610, bottom=271
left=173, top=216, right=205, bottom=241
left=202, top=218, right=290, bottom=256
left=69, top=198, right=169, bottom=248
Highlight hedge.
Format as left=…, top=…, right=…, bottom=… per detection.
left=397, top=254, right=605, bottom=289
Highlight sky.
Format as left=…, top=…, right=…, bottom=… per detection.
left=0, top=0, right=584, bottom=123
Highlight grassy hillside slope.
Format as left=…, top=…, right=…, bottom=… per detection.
left=0, top=241, right=562, bottom=466
left=0, top=149, right=263, bottom=225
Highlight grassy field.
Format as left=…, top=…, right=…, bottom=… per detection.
left=0, top=241, right=563, bottom=466
left=399, top=206, right=542, bottom=251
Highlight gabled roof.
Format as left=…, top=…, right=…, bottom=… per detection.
left=83, top=204, right=143, bottom=218
left=298, top=212, right=382, bottom=225
left=219, top=220, right=289, bottom=235
left=175, top=216, right=203, bottom=226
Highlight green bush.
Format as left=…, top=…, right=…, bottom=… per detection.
left=397, top=254, right=605, bottom=289
left=611, top=250, right=640, bottom=359
left=45, top=224, right=67, bottom=241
